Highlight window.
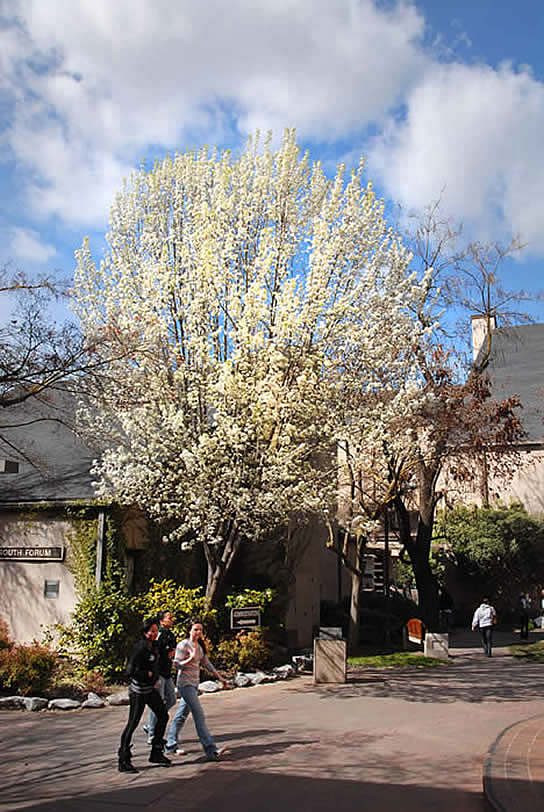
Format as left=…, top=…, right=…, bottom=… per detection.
left=0, top=459, right=19, bottom=473
left=44, top=580, right=60, bottom=599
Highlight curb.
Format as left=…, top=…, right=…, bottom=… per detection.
left=483, top=714, right=544, bottom=811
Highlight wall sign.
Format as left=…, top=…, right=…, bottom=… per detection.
left=230, top=606, right=262, bottom=630
left=0, top=546, right=65, bottom=561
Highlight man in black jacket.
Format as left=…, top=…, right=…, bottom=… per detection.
left=118, top=618, right=170, bottom=772
left=143, top=610, right=177, bottom=744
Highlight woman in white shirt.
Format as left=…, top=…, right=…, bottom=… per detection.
left=165, top=618, right=227, bottom=759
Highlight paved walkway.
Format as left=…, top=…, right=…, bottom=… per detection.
left=434, top=627, right=544, bottom=810
left=1, top=629, right=543, bottom=811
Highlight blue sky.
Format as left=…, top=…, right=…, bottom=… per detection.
left=1, top=0, right=543, bottom=322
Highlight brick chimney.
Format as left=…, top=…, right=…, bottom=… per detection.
left=471, top=314, right=496, bottom=361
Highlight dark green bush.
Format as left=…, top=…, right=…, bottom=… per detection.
left=55, top=583, right=143, bottom=681
left=435, top=503, right=544, bottom=610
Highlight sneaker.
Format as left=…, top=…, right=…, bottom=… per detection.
left=206, top=748, right=227, bottom=762
left=142, top=724, right=150, bottom=735
left=146, top=738, right=154, bottom=746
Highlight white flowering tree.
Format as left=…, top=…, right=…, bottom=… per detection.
left=73, top=131, right=430, bottom=604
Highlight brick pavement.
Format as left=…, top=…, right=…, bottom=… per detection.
left=1, top=629, right=543, bottom=811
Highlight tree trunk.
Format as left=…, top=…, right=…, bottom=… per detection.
left=410, top=543, right=440, bottom=630
left=394, top=463, right=441, bottom=630
left=204, top=523, right=242, bottom=605
left=347, top=537, right=363, bottom=653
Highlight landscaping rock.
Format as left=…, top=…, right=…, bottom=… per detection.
left=81, top=692, right=105, bottom=709
left=107, top=690, right=129, bottom=706
left=48, top=698, right=81, bottom=711
left=22, top=697, right=48, bottom=712
left=247, top=671, right=267, bottom=685
left=292, top=655, right=313, bottom=672
left=233, top=673, right=251, bottom=688
left=198, top=680, right=220, bottom=693
left=0, top=696, right=25, bottom=710
left=274, top=664, right=295, bottom=679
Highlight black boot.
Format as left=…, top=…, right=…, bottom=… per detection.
left=149, top=746, right=171, bottom=767
left=118, top=746, right=138, bottom=773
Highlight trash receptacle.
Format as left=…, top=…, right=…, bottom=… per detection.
left=313, top=636, right=347, bottom=683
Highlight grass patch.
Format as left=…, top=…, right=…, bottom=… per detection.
left=510, top=641, right=544, bottom=662
left=348, top=652, right=447, bottom=668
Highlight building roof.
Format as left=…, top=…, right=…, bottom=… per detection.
left=0, top=389, right=96, bottom=504
left=484, top=323, right=544, bottom=444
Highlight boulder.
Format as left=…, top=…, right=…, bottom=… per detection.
left=0, top=696, right=25, bottom=710
left=198, top=680, right=220, bottom=693
left=273, top=664, right=295, bottom=679
left=107, top=690, right=129, bottom=706
left=22, top=697, right=48, bottom=712
left=82, top=692, right=105, bottom=709
left=48, top=698, right=81, bottom=711
left=233, top=673, right=251, bottom=688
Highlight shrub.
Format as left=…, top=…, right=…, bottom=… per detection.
left=50, top=659, right=108, bottom=699
left=221, top=587, right=282, bottom=641
left=0, top=642, right=58, bottom=695
left=0, top=617, right=13, bottom=652
left=224, top=588, right=276, bottom=612
left=141, top=580, right=217, bottom=642
left=216, top=629, right=271, bottom=672
left=52, top=579, right=218, bottom=683
left=55, top=583, right=143, bottom=681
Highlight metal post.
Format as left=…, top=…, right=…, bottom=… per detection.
left=384, top=509, right=390, bottom=599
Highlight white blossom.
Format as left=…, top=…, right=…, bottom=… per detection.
left=72, top=130, right=433, bottom=597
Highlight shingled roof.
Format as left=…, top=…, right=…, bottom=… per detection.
left=0, top=389, right=96, bottom=504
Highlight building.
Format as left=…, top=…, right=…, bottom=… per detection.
left=0, top=391, right=98, bottom=642
left=471, top=316, right=544, bottom=513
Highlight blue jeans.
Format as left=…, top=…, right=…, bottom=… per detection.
left=165, top=684, right=217, bottom=755
left=480, top=626, right=493, bottom=656
left=147, top=676, right=176, bottom=738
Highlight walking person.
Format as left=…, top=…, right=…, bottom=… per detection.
left=143, top=610, right=177, bottom=745
left=165, top=618, right=227, bottom=760
left=471, top=597, right=497, bottom=657
left=118, top=618, right=171, bottom=773
left=519, top=593, right=530, bottom=640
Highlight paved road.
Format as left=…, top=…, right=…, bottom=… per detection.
left=2, top=633, right=544, bottom=811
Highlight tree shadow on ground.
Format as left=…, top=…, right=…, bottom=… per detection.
left=302, top=658, right=544, bottom=703
left=7, top=768, right=491, bottom=811
left=0, top=732, right=304, bottom=806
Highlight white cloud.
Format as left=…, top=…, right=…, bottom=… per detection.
left=368, top=62, right=544, bottom=255
left=1, top=0, right=426, bottom=226
left=9, top=226, right=56, bottom=263
left=1, top=0, right=544, bottom=263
